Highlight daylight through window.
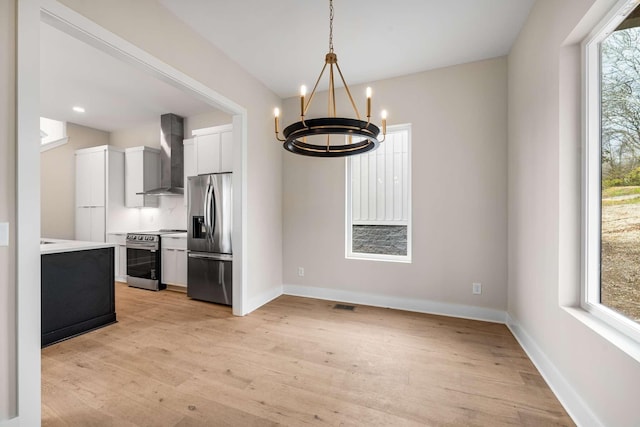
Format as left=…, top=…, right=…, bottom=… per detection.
left=584, top=0, right=640, bottom=339
left=346, top=124, right=411, bottom=262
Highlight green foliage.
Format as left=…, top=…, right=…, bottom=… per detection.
left=602, top=185, right=640, bottom=197
left=625, top=167, right=640, bottom=185
left=603, top=167, right=640, bottom=189
left=603, top=178, right=624, bottom=189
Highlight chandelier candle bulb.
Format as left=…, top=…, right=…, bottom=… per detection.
left=300, top=85, right=307, bottom=117
left=381, top=110, right=387, bottom=134
left=366, top=87, right=372, bottom=119
left=274, top=107, right=280, bottom=134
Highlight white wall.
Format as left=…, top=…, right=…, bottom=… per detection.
left=0, top=1, right=16, bottom=420
left=281, top=57, right=508, bottom=318
left=41, top=123, right=110, bottom=239
left=508, top=0, right=640, bottom=425
left=57, top=0, right=283, bottom=310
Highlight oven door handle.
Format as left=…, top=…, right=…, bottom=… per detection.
left=125, top=242, right=158, bottom=251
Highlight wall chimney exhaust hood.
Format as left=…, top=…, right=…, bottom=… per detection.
left=138, top=113, right=184, bottom=196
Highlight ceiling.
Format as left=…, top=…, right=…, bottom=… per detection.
left=40, top=22, right=214, bottom=132
left=159, top=0, right=536, bottom=98
left=40, top=1, right=535, bottom=131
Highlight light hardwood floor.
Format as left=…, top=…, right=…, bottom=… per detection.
left=42, top=283, right=574, bottom=426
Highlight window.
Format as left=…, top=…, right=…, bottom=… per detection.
left=40, top=117, right=68, bottom=152
left=584, top=0, right=640, bottom=340
left=346, top=123, right=411, bottom=262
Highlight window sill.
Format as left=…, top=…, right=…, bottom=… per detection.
left=562, top=305, right=640, bottom=364
left=346, top=253, right=412, bottom=264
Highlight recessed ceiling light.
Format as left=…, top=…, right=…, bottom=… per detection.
left=72, top=106, right=85, bottom=113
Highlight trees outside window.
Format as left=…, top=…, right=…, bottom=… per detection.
left=584, top=1, right=640, bottom=338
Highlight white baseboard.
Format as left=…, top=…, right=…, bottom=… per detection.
left=283, top=284, right=506, bottom=323
left=506, top=314, right=602, bottom=427
left=244, top=285, right=283, bottom=315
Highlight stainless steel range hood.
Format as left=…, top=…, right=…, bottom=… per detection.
left=138, top=113, right=184, bottom=196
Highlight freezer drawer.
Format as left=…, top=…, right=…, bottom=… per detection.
left=187, top=252, right=232, bottom=306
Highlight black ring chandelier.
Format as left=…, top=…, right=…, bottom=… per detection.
left=273, top=0, right=387, bottom=157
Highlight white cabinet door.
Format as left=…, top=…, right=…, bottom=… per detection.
left=162, top=248, right=176, bottom=285
left=75, top=154, right=92, bottom=207
left=220, top=131, right=233, bottom=173
left=176, top=249, right=187, bottom=286
left=196, top=133, right=220, bottom=175
left=76, top=207, right=105, bottom=242
left=119, top=244, right=127, bottom=280
left=75, top=207, right=91, bottom=241
left=91, top=207, right=105, bottom=242
left=89, top=151, right=106, bottom=206
left=125, top=147, right=160, bottom=208
left=110, top=243, right=127, bottom=282
left=76, top=150, right=105, bottom=207
left=184, top=139, right=195, bottom=207
left=125, top=150, right=144, bottom=207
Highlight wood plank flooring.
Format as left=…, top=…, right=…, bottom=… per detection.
left=42, top=283, right=574, bottom=426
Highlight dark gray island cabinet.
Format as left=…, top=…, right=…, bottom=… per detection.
left=41, top=239, right=117, bottom=347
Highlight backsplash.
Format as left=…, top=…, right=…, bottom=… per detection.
left=139, top=196, right=187, bottom=230
left=109, top=196, right=187, bottom=233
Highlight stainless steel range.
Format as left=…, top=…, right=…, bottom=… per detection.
left=126, top=230, right=186, bottom=291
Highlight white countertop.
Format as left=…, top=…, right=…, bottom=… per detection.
left=162, top=232, right=187, bottom=238
left=40, top=238, right=116, bottom=255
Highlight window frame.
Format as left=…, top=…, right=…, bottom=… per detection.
left=345, top=123, right=412, bottom=263
left=583, top=0, right=640, bottom=343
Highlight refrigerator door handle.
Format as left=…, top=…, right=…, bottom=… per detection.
left=202, top=183, right=209, bottom=236
left=204, top=183, right=212, bottom=244
left=188, top=252, right=233, bottom=262
left=209, top=182, right=216, bottom=244
left=211, top=178, right=219, bottom=244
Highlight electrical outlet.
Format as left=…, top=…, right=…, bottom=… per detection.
left=298, top=267, right=305, bottom=277
left=472, top=282, right=482, bottom=295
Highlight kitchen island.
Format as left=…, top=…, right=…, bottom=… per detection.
left=41, top=238, right=117, bottom=347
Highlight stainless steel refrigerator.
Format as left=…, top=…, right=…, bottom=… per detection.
left=187, top=173, right=232, bottom=305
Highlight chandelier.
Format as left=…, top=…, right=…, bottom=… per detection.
left=273, top=0, right=387, bottom=157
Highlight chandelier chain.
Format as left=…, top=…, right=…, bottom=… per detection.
left=329, top=0, right=334, bottom=52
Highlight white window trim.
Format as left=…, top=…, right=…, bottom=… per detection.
left=345, top=123, right=412, bottom=263
left=582, top=0, right=640, bottom=345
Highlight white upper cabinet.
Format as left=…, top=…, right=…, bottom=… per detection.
left=183, top=125, right=233, bottom=207
left=76, top=150, right=106, bottom=207
left=190, top=124, right=233, bottom=176
left=220, top=130, right=233, bottom=173
left=183, top=138, right=195, bottom=206
left=125, top=146, right=160, bottom=208
left=196, top=132, right=220, bottom=175
left=74, top=145, right=124, bottom=243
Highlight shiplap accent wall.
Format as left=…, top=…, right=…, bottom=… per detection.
left=350, top=128, right=409, bottom=225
